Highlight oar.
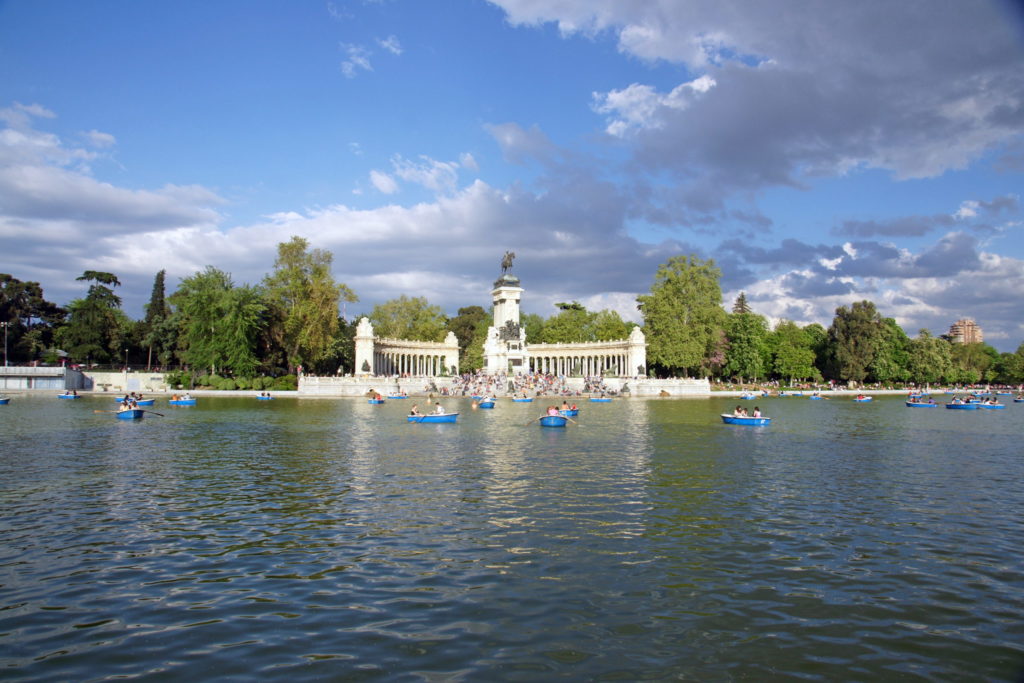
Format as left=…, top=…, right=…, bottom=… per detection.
left=523, top=416, right=542, bottom=426
left=141, top=410, right=165, bottom=417
left=93, top=409, right=118, bottom=413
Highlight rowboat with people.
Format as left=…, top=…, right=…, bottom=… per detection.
left=905, top=400, right=937, bottom=408
left=57, top=393, right=80, bottom=399
left=590, top=397, right=612, bottom=403
left=477, top=399, right=495, bottom=409
left=721, top=414, right=771, bottom=426
left=116, top=408, right=145, bottom=420
left=117, top=398, right=155, bottom=406
left=538, top=415, right=568, bottom=427
left=853, top=396, right=873, bottom=402
left=0, top=397, right=10, bottom=405
left=168, top=397, right=196, bottom=406
left=407, top=412, right=458, bottom=423
left=512, top=397, right=533, bottom=403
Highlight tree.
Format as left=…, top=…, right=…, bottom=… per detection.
left=732, top=292, right=752, bottom=314
left=447, top=306, right=488, bottom=354
left=826, top=300, right=884, bottom=383
left=538, top=303, right=596, bottom=343
left=724, top=312, right=769, bottom=382
left=771, top=320, right=819, bottom=383
left=55, top=271, right=123, bottom=362
left=592, top=310, right=632, bottom=341
left=950, top=342, right=1000, bottom=383
left=999, top=342, right=1024, bottom=383
left=142, top=270, right=171, bottom=369
left=368, top=295, right=447, bottom=341
left=0, top=274, right=63, bottom=363
left=868, top=318, right=911, bottom=384
left=906, top=330, right=953, bottom=385
left=172, top=267, right=265, bottom=377
left=637, top=255, right=726, bottom=376
left=264, top=236, right=357, bottom=372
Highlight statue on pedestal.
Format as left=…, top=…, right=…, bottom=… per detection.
left=501, top=250, right=515, bottom=274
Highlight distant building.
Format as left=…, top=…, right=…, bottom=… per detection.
left=948, top=318, right=983, bottom=344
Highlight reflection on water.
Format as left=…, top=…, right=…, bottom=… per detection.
left=1, top=394, right=1023, bottom=680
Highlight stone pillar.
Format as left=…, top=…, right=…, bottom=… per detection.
left=354, top=317, right=375, bottom=376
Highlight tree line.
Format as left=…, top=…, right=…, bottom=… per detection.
left=2, top=243, right=1023, bottom=386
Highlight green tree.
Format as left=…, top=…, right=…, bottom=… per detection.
left=724, top=312, right=769, bottom=382
left=264, top=236, right=357, bottom=372
left=0, top=274, right=64, bottom=363
left=447, top=306, right=488, bottom=352
left=868, top=318, right=911, bottom=384
left=142, top=270, right=171, bottom=369
left=521, top=312, right=545, bottom=343
left=826, top=300, right=884, bottom=383
left=592, top=310, right=632, bottom=341
left=732, top=291, right=752, bottom=314
left=538, top=302, right=596, bottom=343
left=55, top=271, right=123, bottom=363
left=772, top=320, right=819, bottom=383
left=950, top=342, right=1000, bottom=383
left=369, top=295, right=447, bottom=341
left=998, top=342, right=1024, bottom=383
left=172, top=267, right=264, bottom=377
left=637, top=255, right=726, bottom=376
left=906, top=330, right=953, bottom=385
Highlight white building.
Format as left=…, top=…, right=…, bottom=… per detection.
left=482, top=270, right=646, bottom=377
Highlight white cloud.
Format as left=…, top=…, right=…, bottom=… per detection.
left=378, top=35, right=402, bottom=55
left=593, top=75, right=716, bottom=137
left=83, top=129, right=116, bottom=148
left=369, top=169, right=398, bottom=194
left=340, top=43, right=372, bottom=78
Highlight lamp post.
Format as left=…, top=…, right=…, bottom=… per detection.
left=1, top=321, right=8, bottom=367
left=123, top=347, right=128, bottom=392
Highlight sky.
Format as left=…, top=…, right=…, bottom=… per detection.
left=1, top=0, right=1023, bottom=350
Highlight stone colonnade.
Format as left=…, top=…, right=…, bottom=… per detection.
left=525, top=327, right=647, bottom=378
left=353, top=317, right=459, bottom=377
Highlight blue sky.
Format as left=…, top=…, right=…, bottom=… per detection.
left=2, top=0, right=1023, bottom=350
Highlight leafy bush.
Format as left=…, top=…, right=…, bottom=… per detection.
left=234, top=376, right=250, bottom=390
left=271, top=374, right=297, bottom=391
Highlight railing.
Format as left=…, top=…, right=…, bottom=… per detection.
left=0, top=366, right=66, bottom=376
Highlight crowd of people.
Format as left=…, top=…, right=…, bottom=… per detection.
left=444, top=370, right=614, bottom=398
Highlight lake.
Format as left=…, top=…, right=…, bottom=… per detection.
left=1, top=393, right=1022, bottom=681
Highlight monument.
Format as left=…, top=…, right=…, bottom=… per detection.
left=483, top=251, right=528, bottom=374
left=483, top=252, right=647, bottom=378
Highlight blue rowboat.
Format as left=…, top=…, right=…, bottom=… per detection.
left=407, top=412, right=458, bottom=423
left=257, top=396, right=274, bottom=401
left=980, top=403, right=1006, bottom=410
left=387, top=395, right=407, bottom=399
left=995, top=391, right=1012, bottom=396
left=116, top=409, right=145, bottom=420
left=853, top=397, right=873, bottom=402
left=559, top=409, right=579, bottom=417
left=905, top=401, right=937, bottom=408
left=117, top=398, right=155, bottom=406
left=945, top=402, right=978, bottom=410
left=809, top=395, right=823, bottom=400
left=169, top=398, right=197, bottom=406
left=740, top=394, right=757, bottom=400
left=1015, top=398, right=1024, bottom=403
left=721, top=414, right=771, bottom=426
left=368, top=398, right=385, bottom=404
left=470, top=395, right=483, bottom=400
left=512, top=398, right=533, bottom=403
left=477, top=400, right=495, bottom=409
left=57, top=394, right=80, bottom=399
left=539, top=415, right=568, bottom=427
left=0, top=397, right=10, bottom=405
left=590, top=397, right=612, bottom=403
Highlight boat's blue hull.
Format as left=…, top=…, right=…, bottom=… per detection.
left=257, top=396, right=273, bottom=401
left=408, top=413, right=458, bottom=423
left=809, top=396, right=823, bottom=400
left=387, top=395, right=407, bottom=399
left=945, top=403, right=978, bottom=410
left=57, top=394, right=80, bottom=399
left=980, top=404, right=1006, bottom=409
left=169, top=399, right=196, bottom=406
left=116, top=409, right=145, bottom=420
left=477, top=401, right=495, bottom=409
left=539, top=415, right=568, bottom=427
left=0, top=398, right=10, bottom=405
left=853, top=397, right=873, bottom=402
left=590, top=398, right=612, bottom=403
left=368, top=399, right=385, bottom=404
left=117, top=398, right=155, bottom=405
left=721, top=414, right=770, bottom=426
left=512, top=398, right=533, bottom=403
left=559, top=409, right=579, bottom=416
left=905, top=401, right=937, bottom=408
